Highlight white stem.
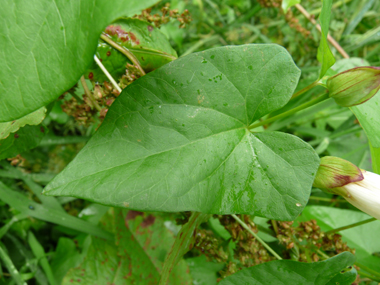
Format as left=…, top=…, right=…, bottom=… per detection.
left=93, top=55, right=122, bottom=93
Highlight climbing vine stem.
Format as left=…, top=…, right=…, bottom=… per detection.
left=291, top=80, right=320, bottom=99
left=325, top=218, right=376, bottom=235
left=100, top=33, right=146, bottom=76
left=248, top=93, right=330, bottom=130
left=231, top=214, right=282, bottom=260
left=80, top=76, right=102, bottom=112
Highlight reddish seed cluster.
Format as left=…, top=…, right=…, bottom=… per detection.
left=274, top=219, right=355, bottom=262
left=105, top=26, right=140, bottom=45
left=134, top=3, right=192, bottom=28
left=105, top=25, right=130, bottom=42
left=7, top=154, right=26, bottom=166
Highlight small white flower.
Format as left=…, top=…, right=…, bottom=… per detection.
left=342, top=170, right=380, bottom=220
left=313, top=156, right=380, bottom=220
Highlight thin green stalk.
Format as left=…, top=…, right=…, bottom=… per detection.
left=0, top=214, right=27, bottom=239
left=325, top=218, right=376, bottom=235
left=181, top=35, right=220, bottom=56
left=28, top=232, right=56, bottom=285
left=271, top=220, right=279, bottom=236
left=80, top=76, right=102, bottom=112
left=316, top=249, right=330, bottom=260
left=308, top=196, right=348, bottom=203
left=231, top=214, right=282, bottom=260
left=0, top=243, right=27, bottom=285
left=100, top=33, right=146, bottom=76
left=249, top=93, right=329, bottom=130
left=39, top=135, right=90, bottom=146
left=230, top=4, right=262, bottom=25
left=93, top=56, right=122, bottom=93
left=308, top=126, right=363, bottom=147
left=355, top=262, right=380, bottom=279
left=291, top=81, right=319, bottom=99
left=358, top=270, right=380, bottom=282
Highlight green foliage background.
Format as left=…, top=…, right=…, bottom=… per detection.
left=0, top=0, right=380, bottom=284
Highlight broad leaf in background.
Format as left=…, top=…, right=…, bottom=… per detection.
left=298, top=206, right=380, bottom=273
left=317, top=0, right=335, bottom=79
left=218, top=252, right=356, bottom=285
left=0, top=0, right=159, bottom=122
left=0, top=107, right=46, bottom=140
left=44, top=44, right=320, bottom=220
left=51, top=237, right=90, bottom=285
left=86, top=18, right=178, bottom=82
left=0, top=125, right=47, bottom=160
left=62, top=208, right=191, bottom=284
left=160, top=212, right=210, bottom=284
left=370, top=142, right=380, bottom=174
left=186, top=255, right=224, bottom=285
left=282, top=0, right=300, bottom=13
left=331, top=57, right=380, bottom=173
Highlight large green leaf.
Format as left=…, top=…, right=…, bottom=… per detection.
left=0, top=125, right=46, bottom=160
left=218, top=252, right=356, bottom=285
left=0, top=107, right=46, bottom=140
left=62, top=208, right=191, bottom=284
left=351, top=92, right=380, bottom=148
left=298, top=206, right=380, bottom=273
left=370, top=142, right=380, bottom=174
left=0, top=0, right=158, bottom=122
left=44, top=44, right=319, bottom=220
left=317, top=0, right=335, bottom=79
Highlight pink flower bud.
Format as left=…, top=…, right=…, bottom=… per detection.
left=313, top=156, right=380, bottom=220
left=327, top=66, right=380, bottom=107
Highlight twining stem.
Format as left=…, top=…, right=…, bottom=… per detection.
left=325, top=218, right=377, bottom=235
left=316, top=249, right=330, bottom=260
left=93, top=56, right=122, bottom=93
left=271, top=220, right=279, bottom=236
left=100, top=33, right=146, bottom=76
left=308, top=126, right=363, bottom=147
left=355, top=262, right=380, bottom=279
left=182, top=35, right=221, bottom=56
left=80, top=76, right=102, bottom=112
left=295, top=4, right=349, bottom=59
left=231, top=214, right=282, bottom=260
left=308, top=196, right=348, bottom=203
left=248, top=93, right=330, bottom=130
left=357, top=270, right=380, bottom=282
left=291, top=81, right=319, bottom=99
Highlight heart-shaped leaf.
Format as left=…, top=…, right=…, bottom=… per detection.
left=218, top=252, right=356, bottom=285
left=0, top=0, right=158, bottom=122
left=44, top=44, right=319, bottom=221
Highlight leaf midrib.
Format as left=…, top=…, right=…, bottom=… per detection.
left=44, top=126, right=246, bottom=193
